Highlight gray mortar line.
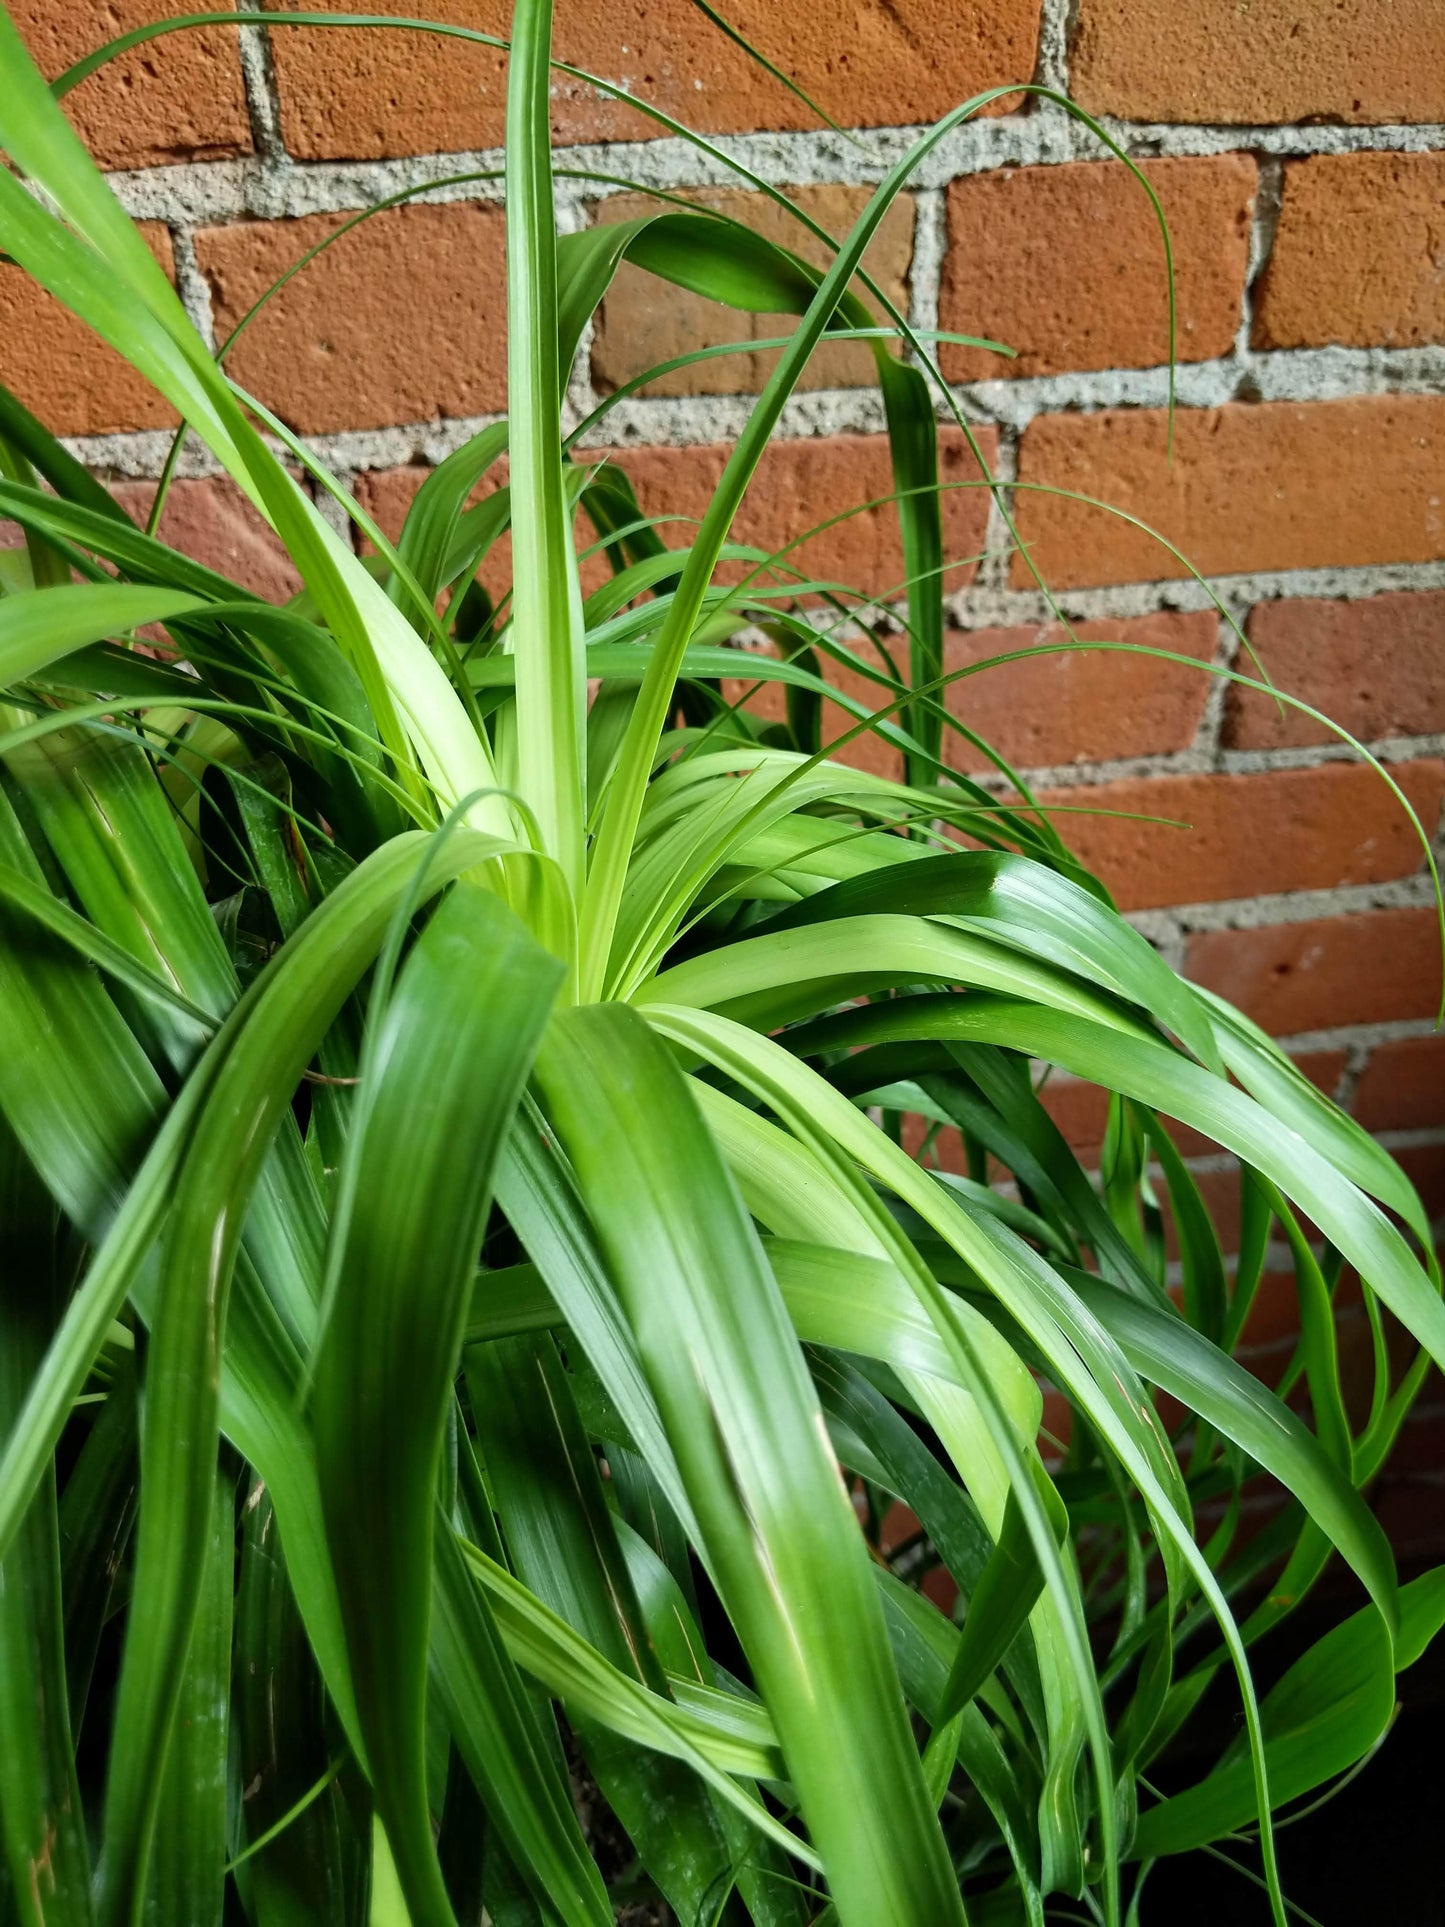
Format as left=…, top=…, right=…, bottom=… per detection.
left=311, top=476, right=357, bottom=541
left=1155, top=873, right=1442, bottom=935
left=99, top=115, right=1445, bottom=229
left=959, top=732, right=1445, bottom=793
left=1334, top=1038, right=1372, bottom=1112
left=1192, top=603, right=1247, bottom=765
left=944, top=562, right=1445, bottom=628
left=1034, top=0, right=1077, bottom=97
left=167, top=228, right=218, bottom=352
left=906, top=187, right=944, bottom=347
left=1371, top=1126, right=1445, bottom=1153
left=1172, top=1123, right=1445, bottom=1166
left=57, top=338, right=1444, bottom=480
left=1220, top=734, right=1445, bottom=775
left=1234, top=154, right=1285, bottom=381
left=1104, top=120, right=1445, bottom=163
left=944, top=343, right=1445, bottom=430
left=975, top=429, right=1019, bottom=599
left=235, top=0, right=287, bottom=166
left=1130, top=910, right=1187, bottom=970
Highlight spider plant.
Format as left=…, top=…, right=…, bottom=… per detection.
left=0, top=2, right=1442, bottom=1923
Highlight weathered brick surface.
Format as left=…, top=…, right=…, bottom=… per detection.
left=15, top=0, right=251, bottom=170
left=1184, top=907, right=1445, bottom=1035
left=0, top=224, right=177, bottom=437
left=598, top=428, right=998, bottom=602
left=1071, top=0, right=1445, bottom=126
left=1352, top=1036, right=1445, bottom=1135
left=353, top=428, right=996, bottom=631
left=941, top=611, right=1217, bottom=770
left=1013, top=397, right=1445, bottom=589
left=732, top=609, right=1216, bottom=783
left=354, top=465, right=429, bottom=546
left=1235, top=1269, right=1366, bottom=1363
left=1225, top=592, right=1445, bottom=750
left=1046, top=761, right=1444, bottom=912
left=195, top=204, right=509, bottom=435
left=355, top=457, right=608, bottom=600
left=1160, top=1165, right=1244, bottom=1263
left=1254, top=153, right=1445, bottom=353
left=590, top=186, right=915, bottom=400
left=265, top=0, right=1040, bottom=160
left=110, top=477, right=303, bottom=604
left=939, top=157, right=1254, bottom=382
left=1395, top=1143, right=1445, bottom=1224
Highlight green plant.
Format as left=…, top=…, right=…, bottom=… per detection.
left=0, top=3, right=1441, bottom=1923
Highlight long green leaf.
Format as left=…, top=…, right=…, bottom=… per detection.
left=535, top=1003, right=966, bottom=1924
left=0, top=1118, right=92, bottom=1927
left=1135, top=1569, right=1445, bottom=1858
left=312, top=885, right=562, bottom=1924
left=143, top=1462, right=234, bottom=1926
left=506, top=0, right=585, bottom=901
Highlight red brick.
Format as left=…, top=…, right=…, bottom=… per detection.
left=1013, top=396, right=1445, bottom=590
left=0, top=224, right=177, bottom=437
left=712, top=633, right=908, bottom=783
left=1159, top=1162, right=1244, bottom=1263
left=355, top=428, right=995, bottom=627
left=590, top=186, right=915, bottom=401
left=1353, top=1036, right=1445, bottom=1136
left=1233, top=1299, right=1373, bottom=1405
left=1046, top=761, right=1444, bottom=913
left=1285, top=1048, right=1349, bottom=1103
left=356, top=462, right=507, bottom=591
left=1037, top=1075, right=1112, bottom=1166
left=14, top=0, right=251, bottom=169
left=1072, top=0, right=1445, bottom=126
left=353, top=465, right=430, bottom=547
left=1038, top=1386, right=1073, bottom=1458
left=109, top=477, right=303, bottom=604
left=265, top=0, right=1040, bottom=159
left=939, top=156, right=1253, bottom=382
left=1254, top=153, right=1445, bottom=353
left=1233, top=1269, right=1311, bottom=1359
left=900, top=1112, right=967, bottom=1177
left=354, top=457, right=611, bottom=605
left=941, top=610, right=1216, bottom=772
left=1225, top=592, right=1445, bottom=751
left=1185, top=907, right=1445, bottom=1036
left=1393, top=1142, right=1445, bottom=1225
left=195, top=204, right=510, bottom=435
left=601, top=428, right=998, bottom=604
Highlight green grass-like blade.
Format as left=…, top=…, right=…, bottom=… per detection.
left=506, top=0, right=586, bottom=905
left=536, top=1003, right=967, bottom=1924
left=0, top=1119, right=92, bottom=1927
left=0, top=583, right=206, bottom=687
left=428, top=1516, right=613, bottom=1926
left=468, top=1333, right=741, bottom=1922
left=142, top=1462, right=234, bottom=1926
left=312, top=886, right=562, bottom=1924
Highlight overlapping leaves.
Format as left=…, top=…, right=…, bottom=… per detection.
left=0, top=1, right=1440, bottom=1923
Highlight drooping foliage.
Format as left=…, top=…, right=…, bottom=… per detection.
left=0, top=5, right=1442, bottom=1925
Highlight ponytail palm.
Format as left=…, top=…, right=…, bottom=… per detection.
left=0, top=3, right=1442, bottom=1924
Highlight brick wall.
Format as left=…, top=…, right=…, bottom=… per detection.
left=7, top=0, right=1444, bottom=1544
